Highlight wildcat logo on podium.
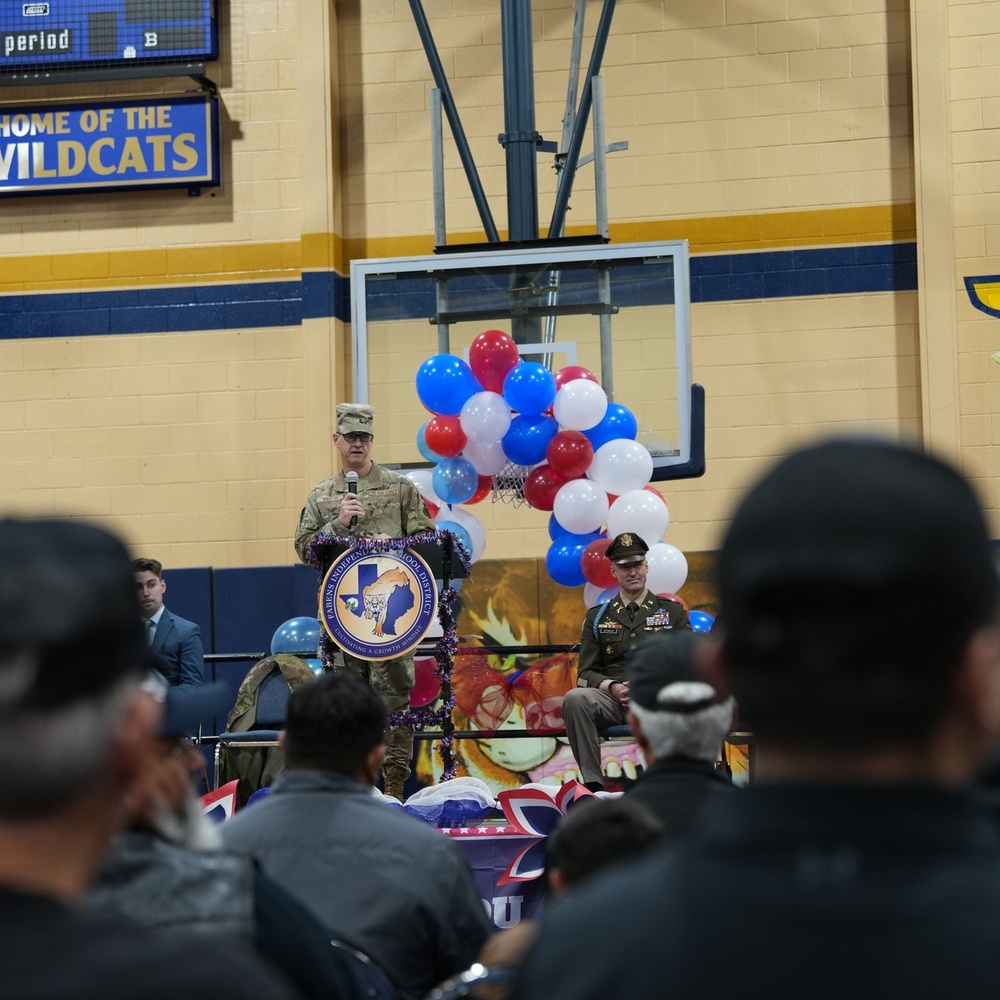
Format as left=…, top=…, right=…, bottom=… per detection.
left=321, top=546, right=438, bottom=660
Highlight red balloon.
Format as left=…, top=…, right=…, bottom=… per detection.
left=410, top=656, right=442, bottom=708
left=546, top=430, right=594, bottom=479
left=644, top=485, right=665, bottom=501
left=465, top=475, right=492, bottom=504
left=657, top=591, right=689, bottom=611
left=469, top=329, right=521, bottom=394
left=424, top=500, right=440, bottom=519
left=581, top=537, right=616, bottom=589
left=554, top=364, right=598, bottom=391
left=523, top=464, right=568, bottom=511
left=424, top=415, right=467, bottom=457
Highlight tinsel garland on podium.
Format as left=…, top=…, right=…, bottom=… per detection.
left=305, top=529, right=471, bottom=780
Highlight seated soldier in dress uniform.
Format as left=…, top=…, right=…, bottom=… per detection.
left=562, top=533, right=689, bottom=792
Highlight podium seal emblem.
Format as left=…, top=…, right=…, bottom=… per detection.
left=320, top=546, right=438, bottom=660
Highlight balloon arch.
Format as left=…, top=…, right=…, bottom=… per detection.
left=407, top=329, right=696, bottom=609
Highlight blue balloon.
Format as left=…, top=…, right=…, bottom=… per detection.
left=246, top=787, right=273, bottom=807
left=688, top=610, right=716, bottom=633
left=583, top=403, right=638, bottom=451
left=503, top=362, right=557, bottom=416
left=436, top=519, right=474, bottom=559
left=549, top=513, right=602, bottom=546
left=432, top=456, right=478, bottom=505
left=417, top=420, right=444, bottom=463
left=415, top=354, right=482, bottom=416
left=435, top=577, right=464, bottom=594
left=545, top=536, right=588, bottom=588
left=303, top=657, right=323, bottom=676
left=548, top=512, right=572, bottom=541
left=271, top=616, right=321, bottom=655
left=502, top=414, right=559, bottom=466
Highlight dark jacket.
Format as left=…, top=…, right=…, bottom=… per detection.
left=88, top=829, right=361, bottom=1000
left=624, top=756, right=738, bottom=841
left=515, top=785, right=1000, bottom=1000
left=577, top=593, right=688, bottom=687
left=221, top=769, right=492, bottom=1000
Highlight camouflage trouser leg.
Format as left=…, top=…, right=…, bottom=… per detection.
left=338, top=651, right=415, bottom=781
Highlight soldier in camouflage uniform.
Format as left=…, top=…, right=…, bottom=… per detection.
left=294, top=403, right=435, bottom=800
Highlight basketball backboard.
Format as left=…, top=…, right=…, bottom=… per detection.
left=350, top=239, right=700, bottom=481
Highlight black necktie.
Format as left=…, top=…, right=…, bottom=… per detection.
left=627, top=602, right=639, bottom=625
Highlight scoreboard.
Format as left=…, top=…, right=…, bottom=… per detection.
left=0, top=1, right=217, bottom=75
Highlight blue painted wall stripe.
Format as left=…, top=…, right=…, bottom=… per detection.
left=0, top=243, right=916, bottom=339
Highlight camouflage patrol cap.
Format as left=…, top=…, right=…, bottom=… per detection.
left=336, top=403, right=375, bottom=436
left=605, top=532, right=649, bottom=566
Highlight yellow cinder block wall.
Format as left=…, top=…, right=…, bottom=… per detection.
left=0, top=0, right=994, bottom=575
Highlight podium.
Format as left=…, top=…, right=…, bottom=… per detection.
left=308, top=532, right=468, bottom=777
left=310, top=537, right=469, bottom=586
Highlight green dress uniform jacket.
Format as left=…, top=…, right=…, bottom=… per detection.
left=577, top=592, right=689, bottom=688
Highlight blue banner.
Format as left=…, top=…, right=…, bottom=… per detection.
left=0, top=93, right=219, bottom=195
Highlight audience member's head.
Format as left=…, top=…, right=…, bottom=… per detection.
left=132, top=557, right=167, bottom=618
left=545, top=797, right=664, bottom=897
left=627, top=630, right=735, bottom=764
left=709, top=437, right=1000, bottom=768
left=0, top=518, right=154, bottom=822
left=281, top=671, right=387, bottom=783
left=135, top=672, right=231, bottom=850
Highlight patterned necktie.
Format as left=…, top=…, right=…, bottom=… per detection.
left=627, top=601, right=639, bottom=625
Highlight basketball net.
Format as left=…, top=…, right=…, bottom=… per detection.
left=491, top=461, right=530, bottom=507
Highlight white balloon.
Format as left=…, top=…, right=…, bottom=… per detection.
left=462, top=439, right=508, bottom=477
left=552, top=379, right=608, bottom=431
left=645, top=542, right=688, bottom=595
left=606, top=489, right=670, bottom=547
left=587, top=439, right=654, bottom=495
left=552, top=479, right=609, bottom=535
left=403, top=468, right=443, bottom=507
left=460, top=391, right=512, bottom=444
left=583, top=581, right=617, bottom=609
left=439, top=505, right=487, bottom=562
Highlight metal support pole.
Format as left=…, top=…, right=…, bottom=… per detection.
left=431, top=89, right=447, bottom=249
left=593, top=75, right=614, bottom=398
left=430, top=89, right=450, bottom=354
left=543, top=0, right=589, bottom=363
left=557, top=0, right=588, bottom=176
left=500, top=0, right=540, bottom=243
left=500, top=0, right=542, bottom=349
left=409, top=0, right=500, bottom=243
left=547, top=0, right=617, bottom=238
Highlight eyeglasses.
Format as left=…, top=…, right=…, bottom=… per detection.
left=342, top=433, right=373, bottom=444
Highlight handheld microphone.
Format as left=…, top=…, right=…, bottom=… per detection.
left=345, top=471, right=359, bottom=527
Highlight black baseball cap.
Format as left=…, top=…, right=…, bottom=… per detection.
left=0, top=517, right=151, bottom=713
left=719, top=437, right=1000, bottom=670
left=627, top=630, right=725, bottom=712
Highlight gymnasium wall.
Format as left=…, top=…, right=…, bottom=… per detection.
left=0, top=1, right=989, bottom=595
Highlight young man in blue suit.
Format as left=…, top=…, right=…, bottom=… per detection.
left=133, top=558, right=204, bottom=690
